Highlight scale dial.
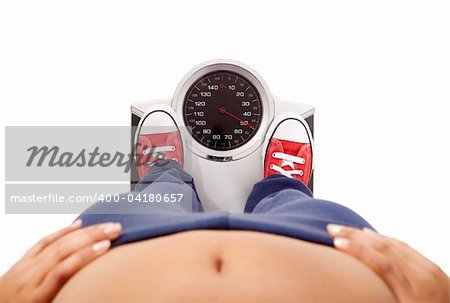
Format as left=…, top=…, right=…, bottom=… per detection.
left=183, top=71, right=263, bottom=151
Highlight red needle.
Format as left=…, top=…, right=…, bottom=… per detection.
left=218, top=106, right=255, bottom=130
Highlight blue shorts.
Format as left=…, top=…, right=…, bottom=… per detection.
left=79, top=160, right=374, bottom=247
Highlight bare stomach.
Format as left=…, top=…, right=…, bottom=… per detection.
left=53, top=230, right=396, bottom=302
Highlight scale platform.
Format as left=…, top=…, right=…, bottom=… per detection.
left=130, top=60, right=315, bottom=212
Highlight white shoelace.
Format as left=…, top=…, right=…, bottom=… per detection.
left=143, top=146, right=175, bottom=155
left=142, top=146, right=176, bottom=166
left=270, top=152, right=305, bottom=178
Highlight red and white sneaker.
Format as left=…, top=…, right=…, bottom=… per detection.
left=135, top=105, right=183, bottom=179
left=263, top=113, right=313, bottom=186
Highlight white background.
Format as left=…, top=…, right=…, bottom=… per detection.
left=1, top=0, right=449, bottom=275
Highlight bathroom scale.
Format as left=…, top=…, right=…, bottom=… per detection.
left=131, top=59, right=315, bottom=212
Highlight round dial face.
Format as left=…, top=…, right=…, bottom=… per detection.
left=183, top=71, right=263, bottom=151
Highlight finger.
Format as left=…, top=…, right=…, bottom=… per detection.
left=363, top=227, right=434, bottom=275
left=327, top=224, right=372, bottom=238
left=328, top=224, right=397, bottom=257
left=328, top=225, right=409, bottom=299
left=327, top=225, right=395, bottom=276
left=329, top=224, right=450, bottom=302
left=33, top=222, right=121, bottom=284
left=36, top=239, right=111, bottom=302
left=24, top=219, right=83, bottom=259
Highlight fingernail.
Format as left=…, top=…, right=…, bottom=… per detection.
left=327, top=224, right=343, bottom=235
left=363, top=227, right=376, bottom=233
left=334, top=237, right=350, bottom=248
left=71, top=219, right=82, bottom=228
left=92, top=240, right=111, bottom=253
left=104, top=223, right=122, bottom=236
